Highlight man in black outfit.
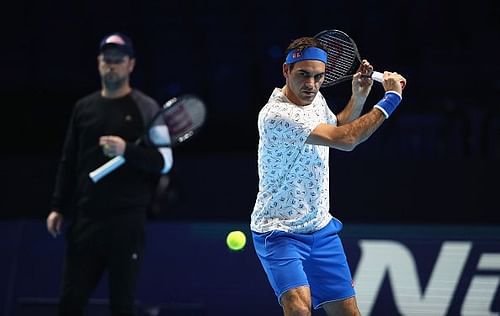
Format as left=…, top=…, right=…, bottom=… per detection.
left=46, top=32, right=173, bottom=316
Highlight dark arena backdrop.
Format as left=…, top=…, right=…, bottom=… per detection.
left=1, top=0, right=499, bottom=315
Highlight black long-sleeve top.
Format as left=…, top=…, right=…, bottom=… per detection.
left=51, top=90, right=166, bottom=218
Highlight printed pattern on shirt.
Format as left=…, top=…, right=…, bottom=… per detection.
left=251, top=88, right=337, bottom=233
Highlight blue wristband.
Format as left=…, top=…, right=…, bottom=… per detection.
left=374, top=91, right=402, bottom=118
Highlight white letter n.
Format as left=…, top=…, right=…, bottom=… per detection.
left=354, top=240, right=471, bottom=316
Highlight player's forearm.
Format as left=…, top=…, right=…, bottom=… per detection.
left=308, top=109, right=385, bottom=151
left=346, top=108, right=386, bottom=148
left=337, top=94, right=366, bottom=125
left=338, top=90, right=403, bottom=149
left=335, top=108, right=385, bottom=151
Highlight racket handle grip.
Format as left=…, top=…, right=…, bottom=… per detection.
left=371, top=71, right=384, bottom=83
left=371, top=71, right=406, bottom=89
left=89, top=156, right=126, bottom=183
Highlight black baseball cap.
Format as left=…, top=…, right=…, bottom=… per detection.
left=99, top=32, right=134, bottom=57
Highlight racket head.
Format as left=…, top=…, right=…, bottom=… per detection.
left=314, top=29, right=362, bottom=87
left=146, top=94, right=207, bottom=147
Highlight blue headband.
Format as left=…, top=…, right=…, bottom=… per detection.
left=285, top=47, right=328, bottom=64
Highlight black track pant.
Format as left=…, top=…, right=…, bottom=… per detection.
left=58, top=213, right=145, bottom=316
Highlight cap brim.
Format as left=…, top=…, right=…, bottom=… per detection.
left=100, top=43, right=133, bottom=57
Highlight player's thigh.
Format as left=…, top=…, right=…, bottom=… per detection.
left=253, top=230, right=312, bottom=301
left=304, top=220, right=355, bottom=308
left=322, top=296, right=360, bottom=316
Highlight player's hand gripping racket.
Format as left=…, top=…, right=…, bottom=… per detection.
left=89, top=94, right=206, bottom=183
left=314, top=29, right=405, bottom=89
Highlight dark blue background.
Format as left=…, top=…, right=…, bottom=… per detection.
left=1, top=2, right=499, bottom=315
left=2, top=221, right=498, bottom=315
left=1, top=0, right=499, bottom=223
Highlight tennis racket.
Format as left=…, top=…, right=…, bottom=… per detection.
left=314, top=29, right=405, bottom=89
left=89, top=94, right=206, bottom=183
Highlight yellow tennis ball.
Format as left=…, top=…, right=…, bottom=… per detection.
left=226, top=230, right=246, bottom=251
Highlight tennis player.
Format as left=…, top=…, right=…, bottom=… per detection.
left=251, top=37, right=406, bottom=315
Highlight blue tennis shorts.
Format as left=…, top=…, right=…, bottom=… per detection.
left=252, top=218, right=355, bottom=309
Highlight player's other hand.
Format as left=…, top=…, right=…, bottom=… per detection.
left=352, top=59, right=374, bottom=98
left=382, top=71, right=406, bottom=95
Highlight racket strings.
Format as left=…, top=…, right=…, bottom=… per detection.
left=145, top=95, right=207, bottom=147
left=323, top=42, right=356, bottom=76
left=164, top=105, right=194, bottom=135
left=316, top=32, right=359, bottom=85
left=162, top=98, right=206, bottom=142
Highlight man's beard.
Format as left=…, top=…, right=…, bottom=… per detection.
left=102, top=72, right=127, bottom=91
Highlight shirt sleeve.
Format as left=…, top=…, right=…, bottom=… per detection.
left=127, top=90, right=173, bottom=174
left=325, top=104, right=338, bottom=126
left=148, top=124, right=173, bottom=173
left=51, top=104, right=79, bottom=214
left=318, top=92, right=337, bottom=126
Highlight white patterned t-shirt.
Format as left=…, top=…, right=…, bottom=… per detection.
left=251, top=88, right=337, bottom=233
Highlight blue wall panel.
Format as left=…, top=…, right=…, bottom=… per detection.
left=1, top=221, right=499, bottom=315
